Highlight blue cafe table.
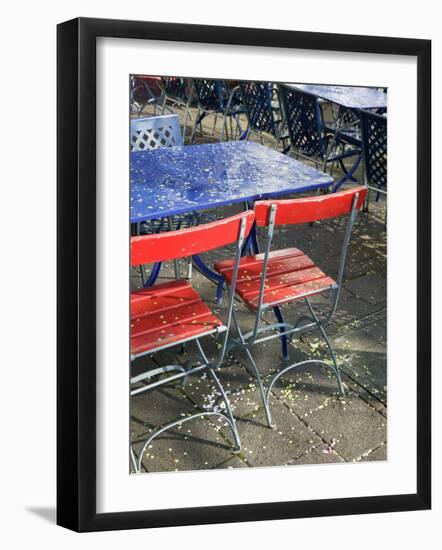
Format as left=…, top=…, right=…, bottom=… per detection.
left=130, top=141, right=333, bottom=302
left=283, top=84, right=387, bottom=111
left=131, top=141, right=333, bottom=223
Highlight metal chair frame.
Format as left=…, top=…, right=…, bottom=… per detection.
left=160, top=77, right=195, bottom=142
left=190, top=79, right=247, bottom=142
left=130, top=114, right=183, bottom=151
left=360, top=109, right=387, bottom=212
left=130, top=75, right=164, bottom=117
left=279, top=85, right=362, bottom=190
left=130, top=211, right=254, bottom=473
left=221, top=187, right=367, bottom=427
left=239, top=81, right=290, bottom=152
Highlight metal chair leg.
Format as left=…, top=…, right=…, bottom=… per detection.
left=232, top=312, right=273, bottom=428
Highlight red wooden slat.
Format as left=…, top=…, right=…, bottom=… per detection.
left=131, top=210, right=254, bottom=266
left=215, top=247, right=304, bottom=275
left=132, top=300, right=219, bottom=338
left=246, top=277, right=336, bottom=309
left=131, top=280, right=199, bottom=317
left=215, top=248, right=336, bottom=310
left=130, top=280, right=223, bottom=356
left=215, top=250, right=314, bottom=283
left=254, top=186, right=368, bottom=227
left=131, top=313, right=221, bottom=356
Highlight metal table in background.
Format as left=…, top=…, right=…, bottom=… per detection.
left=283, top=84, right=387, bottom=111
left=282, top=84, right=387, bottom=190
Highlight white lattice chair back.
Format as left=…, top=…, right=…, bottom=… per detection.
left=130, top=114, right=183, bottom=151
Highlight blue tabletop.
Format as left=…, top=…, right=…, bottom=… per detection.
left=283, top=83, right=387, bottom=110
left=130, top=141, right=333, bottom=222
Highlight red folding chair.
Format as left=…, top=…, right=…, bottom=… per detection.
left=130, top=210, right=254, bottom=473
left=215, top=187, right=367, bottom=427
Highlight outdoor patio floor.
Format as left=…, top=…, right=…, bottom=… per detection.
left=130, top=106, right=387, bottom=473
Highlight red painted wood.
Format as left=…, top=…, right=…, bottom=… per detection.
left=131, top=211, right=254, bottom=266
left=215, top=249, right=336, bottom=310
left=133, top=75, right=163, bottom=96
left=216, top=248, right=309, bottom=282
left=254, top=186, right=368, bottom=227
left=131, top=280, right=223, bottom=357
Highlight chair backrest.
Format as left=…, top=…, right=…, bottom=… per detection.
left=239, top=81, right=277, bottom=135
left=192, top=79, right=224, bottom=111
left=161, top=76, right=188, bottom=102
left=251, top=187, right=367, bottom=321
left=254, top=186, right=367, bottom=227
left=360, top=110, right=387, bottom=191
left=130, top=114, right=183, bottom=151
left=131, top=211, right=255, bottom=266
left=279, top=85, right=325, bottom=159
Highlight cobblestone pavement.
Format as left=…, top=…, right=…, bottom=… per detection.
left=130, top=104, right=387, bottom=473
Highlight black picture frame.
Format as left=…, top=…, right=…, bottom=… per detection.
left=57, top=17, right=431, bottom=532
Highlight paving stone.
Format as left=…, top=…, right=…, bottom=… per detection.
left=149, top=415, right=241, bottom=472
left=333, top=288, right=382, bottom=327
left=213, top=455, right=250, bottom=469
left=131, top=438, right=176, bottom=473
left=332, top=326, right=386, bottom=355
left=339, top=351, right=387, bottom=404
left=289, top=446, right=344, bottom=465
left=359, top=442, right=387, bottom=462
left=345, top=274, right=387, bottom=305
left=271, top=362, right=344, bottom=417
left=130, top=386, right=195, bottom=434
left=235, top=399, right=321, bottom=467
left=305, top=391, right=387, bottom=461
left=180, top=362, right=257, bottom=419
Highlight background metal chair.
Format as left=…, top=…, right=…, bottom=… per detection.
left=190, top=79, right=247, bottom=142
left=215, top=187, right=367, bottom=427
left=130, top=75, right=164, bottom=117
left=161, top=77, right=194, bottom=142
left=239, top=81, right=290, bottom=152
left=130, top=113, right=183, bottom=151
left=360, top=109, right=387, bottom=215
left=130, top=210, right=254, bottom=473
left=279, top=85, right=362, bottom=190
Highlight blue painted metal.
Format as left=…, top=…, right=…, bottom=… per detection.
left=240, top=81, right=289, bottom=152
left=161, top=76, right=188, bottom=102
left=190, top=79, right=247, bottom=142
left=143, top=260, right=162, bottom=287
left=130, top=141, right=333, bottom=223
left=273, top=306, right=289, bottom=360
left=279, top=85, right=363, bottom=186
left=192, top=253, right=225, bottom=304
left=284, top=83, right=387, bottom=110
left=360, top=109, right=387, bottom=200
left=280, top=86, right=327, bottom=158
left=240, top=81, right=278, bottom=135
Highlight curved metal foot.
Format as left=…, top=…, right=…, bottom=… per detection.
left=265, top=358, right=345, bottom=410
left=133, top=411, right=240, bottom=473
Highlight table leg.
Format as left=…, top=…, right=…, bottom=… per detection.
left=192, top=254, right=225, bottom=304
left=168, top=216, right=181, bottom=280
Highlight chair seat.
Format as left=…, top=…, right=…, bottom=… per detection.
left=131, top=280, right=224, bottom=358
left=215, top=248, right=336, bottom=310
